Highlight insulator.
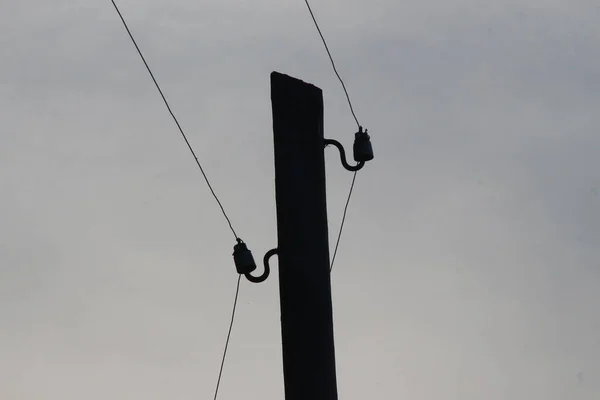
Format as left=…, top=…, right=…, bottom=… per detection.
left=353, top=127, right=374, bottom=162
left=233, top=239, right=257, bottom=275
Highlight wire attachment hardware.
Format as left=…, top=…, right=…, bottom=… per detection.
left=353, top=127, right=374, bottom=162
left=245, top=248, right=278, bottom=283
left=324, top=127, right=374, bottom=172
left=233, top=238, right=257, bottom=275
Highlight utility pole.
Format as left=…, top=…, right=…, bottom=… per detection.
left=234, top=71, right=370, bottom=398
left=271, top=71, right=338, bottom=400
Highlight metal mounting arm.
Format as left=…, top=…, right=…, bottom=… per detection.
left=324, top=139, right=365, bottom=172
left=245, top=248, right=278, bottom=283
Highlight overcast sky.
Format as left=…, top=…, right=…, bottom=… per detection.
left=1, top=0, right=599, bottom=399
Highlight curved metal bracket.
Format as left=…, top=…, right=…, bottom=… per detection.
left=324, top=139, right=365, bottom=172
left=245, top=248, right=278, bottom=283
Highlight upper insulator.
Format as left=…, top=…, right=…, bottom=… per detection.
left=353, top=127, right=374, bottom=162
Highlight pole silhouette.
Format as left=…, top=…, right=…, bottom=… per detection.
left=271, top=71, right=338, bottom=400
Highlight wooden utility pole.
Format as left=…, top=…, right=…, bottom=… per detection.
left=270, top=71, right=338, bottom=400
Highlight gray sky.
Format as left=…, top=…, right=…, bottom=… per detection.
left=1, top=0, right=599, bottom=399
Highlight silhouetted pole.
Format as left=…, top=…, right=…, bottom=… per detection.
left=270, top=71, right=338, bottom=400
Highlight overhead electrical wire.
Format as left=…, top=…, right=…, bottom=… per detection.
left=108, top=3, right=242, bottom=400
left=213, top=275, right=242, bottom=400
left=330, top=171, right=357, bottom=272
left=302, top=0, right=363, bottom=272
left=109, top=0, right=238, bottom=240
left=303, top=0, right=361, bottom=130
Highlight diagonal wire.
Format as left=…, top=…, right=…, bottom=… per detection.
left=109, top=0, right=238, bottom=240
left=213, top=275, right=242, bottom=400
left=303, top=0, right=361, bottom=130
left=109, top=3, right=243, bottom=398
left=303, top=0, right=364, bottom=272
left=330, top=171, right=357, bottom=272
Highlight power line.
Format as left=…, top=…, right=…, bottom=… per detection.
left=303, top=0, right=364, bottom=272
left=303, top=0, right=361, bottom=130
left=213, top=275, right=242, bottom=400
left=109, top=4, right=243, bottom=397
left=330, top=171, right=357, bottom=272
left=109, top=0, right=238, bottom=240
